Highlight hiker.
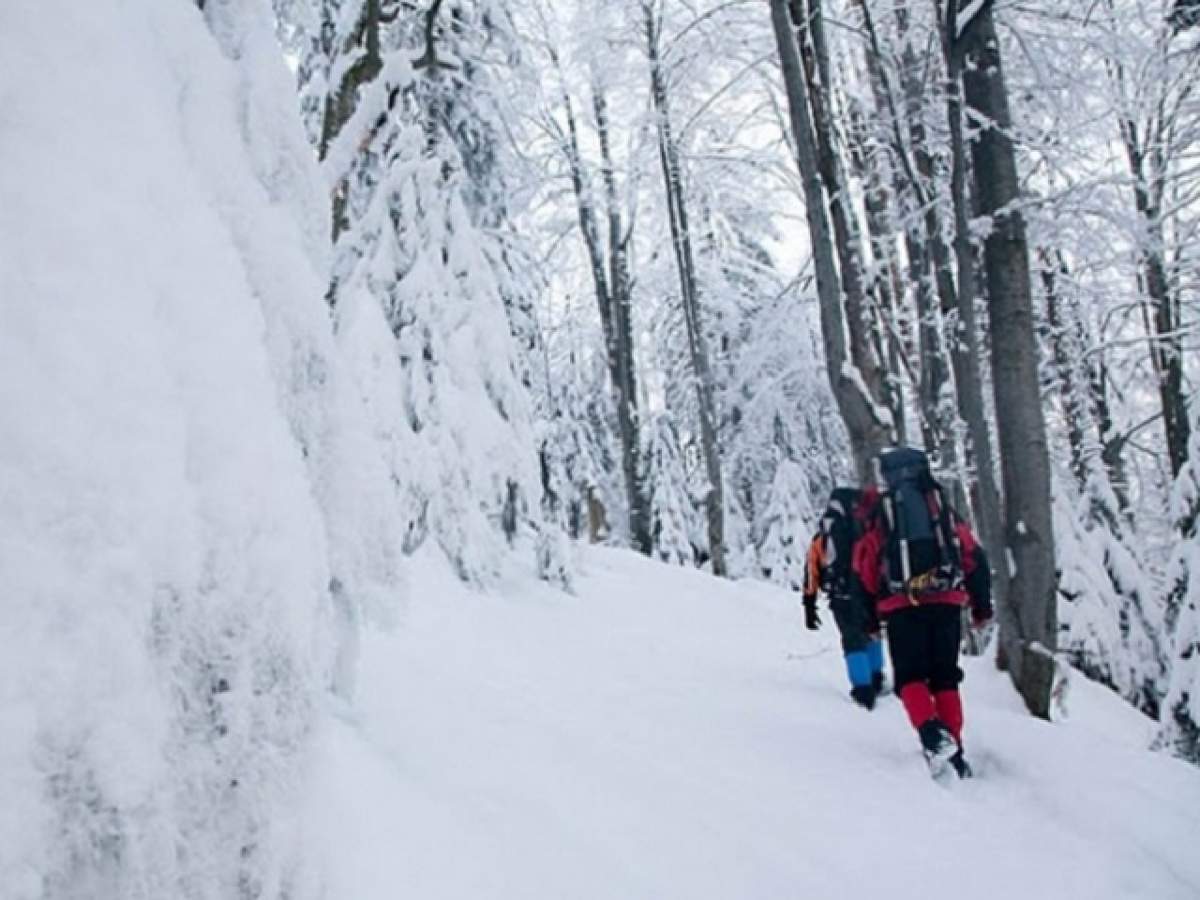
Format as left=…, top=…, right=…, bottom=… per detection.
left=851, top=448, right=993, bottom=778
left=802, top=487, right=887, bottom=710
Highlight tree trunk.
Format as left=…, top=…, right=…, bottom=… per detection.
left=845, top=101, right=910, bottom=446
left=884, top=51, right=951, bottom=463
left=792, top=0, right=894, bottom=431
left=556, top=68, right=651, bottom=553
left=1092, top=357, right=1130, bottom=510
left=1122, top=135, right=1191, bottom=478
left=957, top=1, right=1057, bottom=718
left=644, top=6, right=727, bottom=575
left=770, top=0, right=892, bottom=482
left=893, top=11, right=966, bottom=483
left=1039, top=247, right=1131, bottom=508
left=940, top=1, right=1010, bottom=640
left=591, top=82, right=652, bottom=554
left=1039, top=251, right=1089, bottom=488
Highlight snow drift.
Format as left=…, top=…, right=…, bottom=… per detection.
left=310, top=545, right=1200, bottom=900
left=0, top=1, right=402, bottom=895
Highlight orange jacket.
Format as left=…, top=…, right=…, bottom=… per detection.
left=802, top=532, right=824, bottom=602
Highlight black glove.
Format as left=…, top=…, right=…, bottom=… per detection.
left=803, top=597, right=821, bottom=631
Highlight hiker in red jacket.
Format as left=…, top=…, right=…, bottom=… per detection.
left=851, top=448, right=993, bottom=778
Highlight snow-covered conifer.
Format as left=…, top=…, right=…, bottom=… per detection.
left=757, top=459, right=817, bottom=592
left=646, top=414, right=701, bottom=567
left=1055, top=470, right=1168, bottom=717
left=309, top=0, right=560, bottom=583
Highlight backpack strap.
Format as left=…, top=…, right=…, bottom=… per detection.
left=929, top=487, right=964, bottom=584
left=881, top=490, right=917, bottom=601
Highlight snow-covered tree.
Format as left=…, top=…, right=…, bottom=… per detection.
left=757, top=459, right=818, bottom=592
left=1038, top=251, right=1167, bottom=716
left=645, top=414, right=702, bottom=566
left=304, top=0, right=562, bottom=584
left=541, top=339, right=624, bottom=543
left=1055, top=474, right=1168, bottom=717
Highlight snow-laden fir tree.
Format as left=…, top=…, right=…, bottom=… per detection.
left=645, top=413, right=702, bottom=567
left=1055, top=471, right=1168, bottom=717
left=300, top=0, right=565, bottom=583
left=542, top=339, right=625, bottom=544
left=721, top=481, right=758, bottom=578
left=757, top=458, right=818, bottom=592
left=719, top=285, right=842, bottom=572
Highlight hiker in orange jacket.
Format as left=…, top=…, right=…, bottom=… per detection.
left=803, top=487, right=886, bottom=710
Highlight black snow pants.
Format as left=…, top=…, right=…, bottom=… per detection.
left=885, top=603, right=963, bottom=692
left=829, top=592, right=879, bottom=655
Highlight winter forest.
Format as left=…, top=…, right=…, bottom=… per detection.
left=2, top=0, right=1200, bottom=897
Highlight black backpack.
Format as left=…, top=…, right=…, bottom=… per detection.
left=876, top=448, right=964, bottom=597
left=817, top=487, right=862, bottom=595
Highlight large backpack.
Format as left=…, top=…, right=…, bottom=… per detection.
left=817, top=487, right=862, bottom=595
left=876, top=448, right=964, bottom=598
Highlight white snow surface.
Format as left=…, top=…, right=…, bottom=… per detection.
left=309, top=546, right=1200, bottom=900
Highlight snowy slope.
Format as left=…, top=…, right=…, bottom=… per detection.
left=308, top=547, right=1200, bottom=900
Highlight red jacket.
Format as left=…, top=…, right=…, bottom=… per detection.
left=851, top=515, right=990, bottom=617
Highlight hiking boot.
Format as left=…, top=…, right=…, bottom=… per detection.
left=948, top=749, right=973, bottom=779
left=850, top=684, right=877, bottom=710
left=918, top=718, right=958, bottom=770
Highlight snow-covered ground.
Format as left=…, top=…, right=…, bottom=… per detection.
left=307, top=546, right=1200, bottom=900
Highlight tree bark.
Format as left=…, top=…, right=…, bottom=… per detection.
left=956, top=1, right=1057, bottom=718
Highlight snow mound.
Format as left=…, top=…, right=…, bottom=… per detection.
left=0, top=1, right=401, bottom=895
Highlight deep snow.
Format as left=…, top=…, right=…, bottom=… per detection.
left=3, top=1, right=1198, bottom=897
left=307, top=546, right=1200, bottom=899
